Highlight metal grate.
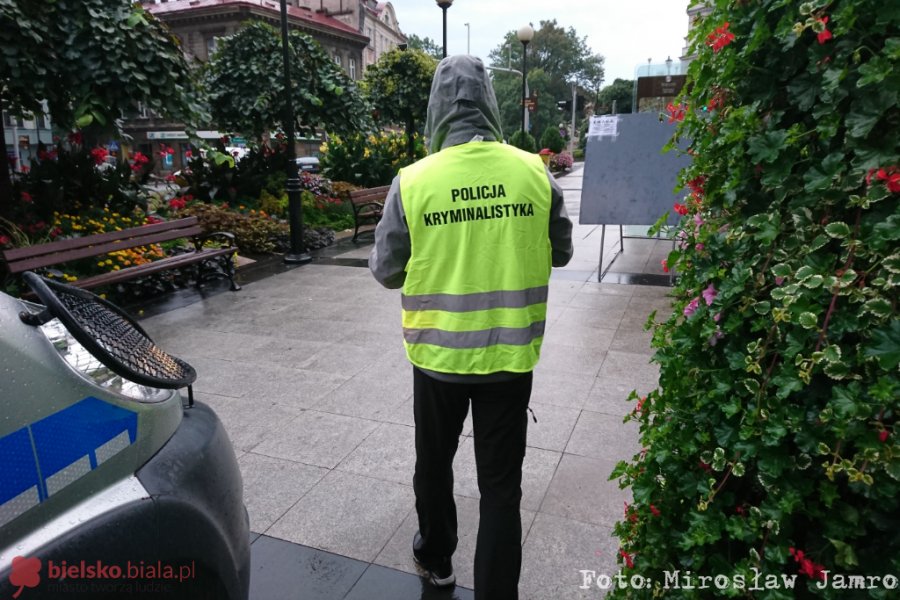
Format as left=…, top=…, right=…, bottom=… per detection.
left=21, top=272, right=196, bottom=389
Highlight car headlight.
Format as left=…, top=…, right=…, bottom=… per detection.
left=40, top=317, right=172, bottom=403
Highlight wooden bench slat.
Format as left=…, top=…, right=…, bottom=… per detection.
left=70, top=247, right=236, bottom=290
left=347, top=186, right=390, bottom=242
left=5, top=226, right=206, bottom=274
left=2, top=214, right=241, bottom=295
left=2, top=217, right=201, bottom=262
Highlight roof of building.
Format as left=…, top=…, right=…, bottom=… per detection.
left=146, top=0, right=367, bottom=40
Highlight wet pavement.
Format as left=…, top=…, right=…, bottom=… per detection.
left=139, top=162, right=675, bottom=599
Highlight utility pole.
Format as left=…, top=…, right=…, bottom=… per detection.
left=570, top=82, right=577, bottom=153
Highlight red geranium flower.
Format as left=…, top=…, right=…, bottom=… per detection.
left=90, top=147, right=109, bottom=165
left=661, top=259, right=669, bottom=273
left=666, top=103, right=687, bottom=123
left=169, top=197, right=186, bottom=211
left=673, top=202, right=689, bottom=216
left=619, top=549, right=635, bottom=569
left=67, top=131, right=83, bottom=146
left=706, top=22, right=735, bottom=52
left=880, top=429, right=890, bottom=443
left=0, top=235, right=10, bottom=246
left=816, top=16, right=832, bottom=45
left=21, top=191, right=33, bottom=203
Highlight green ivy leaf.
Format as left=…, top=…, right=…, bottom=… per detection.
left=825, top=222, right=851, bottom=238
left=864, top=298, right=892, bottom=318
left=799, top=312, right=818, bottom=329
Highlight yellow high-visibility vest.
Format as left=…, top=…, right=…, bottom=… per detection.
left=399, top=141, right=552, bottom=374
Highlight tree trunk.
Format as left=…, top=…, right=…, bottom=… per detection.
left=0, top=88, right=14, bottom=218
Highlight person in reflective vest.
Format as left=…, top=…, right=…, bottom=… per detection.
left=369, top=54, right=573, bottom=600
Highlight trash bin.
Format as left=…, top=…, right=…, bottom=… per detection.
left=0, top=272, right=250, bottom=600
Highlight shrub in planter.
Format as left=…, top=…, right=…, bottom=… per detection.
left=539, top=126, right=565, bottom=154
left=611, top=1, right=899, bottom=597
left=508, top=130, right=536, bottom=153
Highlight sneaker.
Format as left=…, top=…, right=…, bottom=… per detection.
left=413, top=531, right=456, bottom=588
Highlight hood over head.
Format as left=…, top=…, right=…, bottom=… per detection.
left=424, top=55, right=504, bottom=154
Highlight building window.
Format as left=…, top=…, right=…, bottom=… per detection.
left=366, top=27, right=374, bottom=48
left=334, top=54, right=341, bottom=67
left=349, top=58, right=356, bottom=79
left=36, top=113, right=46, bottom=129
left=206, top=36, right=219, bottom=58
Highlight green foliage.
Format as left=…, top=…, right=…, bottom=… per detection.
left=203, top=21, right=372, bottom=139
left=405, top=34, right=443, bottom=61
left=488, top=20, right=604, bottom=140
left=0, top=0, right=202, bottom=131
left=595, top=78, right=634, bottom=114
left=508, top=130, right=536, bottom=153
left=539, top=126, right=565, bottom=153
left=610, top=1, right=900, bottom=597
left=300, top=189, right=354, bottom=231
left=572, top=148, right=584, bottom=160
left=320, top=130, right=425, bottom=187
left=182, top=202, right=287, bottom=255
left=362, top=48, right=436, bottom=157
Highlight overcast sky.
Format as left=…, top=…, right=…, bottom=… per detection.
left=386, top=0, right=691, bottom=84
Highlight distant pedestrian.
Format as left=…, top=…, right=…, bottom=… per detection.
left=369, top=55, right=573, bottom=600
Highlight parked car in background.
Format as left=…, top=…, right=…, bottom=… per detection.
left=0, top=274, right=250, bottom=600
left=295, top=156, right=320, bottom=173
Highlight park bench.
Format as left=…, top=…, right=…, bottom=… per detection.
left=348, top=185, right=390, bottom=242
left=1, top=216, right=241, bottom=295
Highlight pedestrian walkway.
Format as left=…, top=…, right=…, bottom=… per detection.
left=140, top=162, right=675, bottom=599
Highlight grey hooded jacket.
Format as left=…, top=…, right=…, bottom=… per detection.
left=368, top=55, right=574, bottom=382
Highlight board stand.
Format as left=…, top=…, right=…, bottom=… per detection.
left=598, top=225, right=676, bottom=286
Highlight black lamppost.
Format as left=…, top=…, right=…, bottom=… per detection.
left=436, top=0, right=454, bottom=58
left=280, top=0, right=311, bottom=265
left=517, top=24, right=534, bottom=136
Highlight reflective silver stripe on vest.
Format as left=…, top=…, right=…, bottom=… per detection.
left=403, top=321, right=546, bottom=349
left=401, top=286, right=549, bottom=313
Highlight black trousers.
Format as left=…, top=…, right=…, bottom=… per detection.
left=412, top=367, right=532, bottom=600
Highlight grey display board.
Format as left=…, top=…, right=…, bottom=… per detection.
left=579, top=112, right=692, bottom=226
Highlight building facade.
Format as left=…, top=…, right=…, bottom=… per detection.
left=3, top=105, right=54, bottom=174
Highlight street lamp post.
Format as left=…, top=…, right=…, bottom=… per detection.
left=517, top=24, right=534, bottom=137
left=464, top=22, right=470, bottom=54
left=436, top=0, right=454, bottom=58
left=280, top=0, right=311, bottom=264
left=665, top=55, right=673, bottom=82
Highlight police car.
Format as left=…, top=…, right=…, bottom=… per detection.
left=0, top=273, right=250, bottom=599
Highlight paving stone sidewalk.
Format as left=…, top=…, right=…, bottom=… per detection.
left=141, top=162, right=675, bottom=599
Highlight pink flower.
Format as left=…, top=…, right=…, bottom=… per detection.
left=695, top=243, right=705, bottom=252
left=713, top=312, right=722, bottom=322
left=683, top=297, right=700, bottom=317
left=702, top=284, right=717, bottom=306
left=0, top=235, right=10, bottom=246
left=880, top=429, right=890, bottom=443
left=693, top=213, right=704, bottom=227
left=709, top=329, right=724, bottom=346
left=775, top=276, right=785, bottom=286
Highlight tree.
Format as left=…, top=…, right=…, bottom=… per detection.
left=487, top=20, right=603, bottom=144
left=594, top=78, right=633, bottom=114
left=539, top=126, right=564, bottom=153
left=612, top=0, right=900, bottom=595
left=203, top=21, right=371, bottom=140
left=406, top=34, right=443, bottom=61
left=362, top=48, right=436, bottom=157
left=0, top=0, right=202, bottom=210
